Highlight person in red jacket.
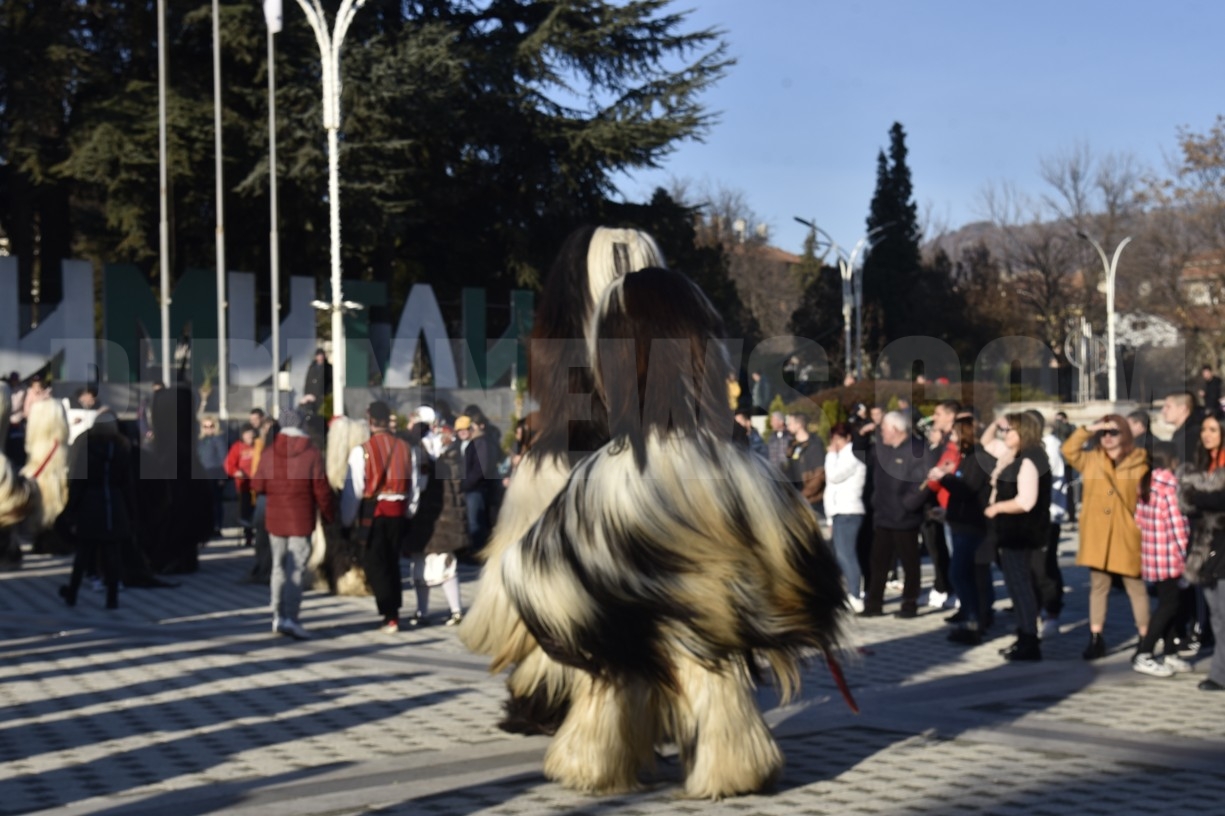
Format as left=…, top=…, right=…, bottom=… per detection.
left=224, top=426, right=257, bottom=546
left=251, top=408, right=335, bottom=640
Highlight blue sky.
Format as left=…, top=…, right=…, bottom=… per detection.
left=613, top=0, right=1225, bottom=255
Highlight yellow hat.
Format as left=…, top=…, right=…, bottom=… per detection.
left=454, top=415, right=472, bottom=430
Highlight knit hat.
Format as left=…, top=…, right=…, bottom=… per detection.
left=279, top=407, right=305, bottom=429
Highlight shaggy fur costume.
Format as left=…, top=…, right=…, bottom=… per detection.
left=494, top=269, right=849, bottom=799
left=0, top=453, right=36, bottom=570
left=21, top=396, right=69, bottom=532
left=460, top=225, right=665, bottom=736
left=315, top=416, right=371, bottom=595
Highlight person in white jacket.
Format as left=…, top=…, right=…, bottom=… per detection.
left=825, top=422, right=867, bottom=611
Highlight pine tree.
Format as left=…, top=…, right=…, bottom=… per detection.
left=860, top=122, right=923, bottom=350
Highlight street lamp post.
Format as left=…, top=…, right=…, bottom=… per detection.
left=793, top=218, right=884, bottom=380
left=1077, top=231, right=1133, bottom=403
left=294, top=0, right=366, bottom=417
left=156, top=0, right=171, bottom=387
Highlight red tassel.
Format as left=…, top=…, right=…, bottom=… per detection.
left=823, top=648, right=859, bottom=714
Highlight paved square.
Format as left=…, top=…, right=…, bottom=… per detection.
left=2, top=529, right=1224, bottom=815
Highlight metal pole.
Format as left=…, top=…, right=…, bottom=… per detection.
left=854, top=269, right=864, bottom=380
left=212, top=0, right=228, bottom=418
left=157, top=0, right=171, bottom=387
left=268, top=24, right=281, bottom=419
left=838, top=258, right=852, bottom=377
left=1078, top=233, right=1132, bottom=403
left=294, top=0, right=365, bottom=418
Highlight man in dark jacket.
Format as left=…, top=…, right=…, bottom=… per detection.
left=456, top=414, right=492, bottom=553
left=1162, top=392, right=1199, bottom=466
left=302, top=349, right=332, bottom=409
left=863, top=410, right=934, bottom=618
left=253, top=408, right=335, bottom=639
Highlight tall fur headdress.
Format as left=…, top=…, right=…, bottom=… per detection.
left=527, top=225, right=665, bottom=463
left=590, top=267, right=733, bottom=469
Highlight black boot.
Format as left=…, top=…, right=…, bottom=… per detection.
left=1083, top=632, right=1106, bottom=660
left=58, top=585, right=77, bottom=607
left=1004, top=632, right=1042, bottom=662
left=948, top=625, right=982, bottom=645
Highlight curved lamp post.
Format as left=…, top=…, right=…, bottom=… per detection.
left=1077, top=231, right=1132, bottom=403
left=294, top=0, right=366, bottom=417
left=794, top=218, right=885, bottom=379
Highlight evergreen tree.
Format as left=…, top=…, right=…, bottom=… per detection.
left=2, top=0, right=732, bottom=325
left=789, top=229, right=844, bottom=376
left=860, top=122, right=923, bottom=350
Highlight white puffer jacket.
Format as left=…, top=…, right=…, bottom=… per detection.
left=824, top=446, right=866, bottom=517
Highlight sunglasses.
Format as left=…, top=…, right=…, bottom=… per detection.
left=1099, top=428, right=1120, bottom=437
left=202, top=423, right=215, bottom=429
left=996, top=425, right=1013, bottom=434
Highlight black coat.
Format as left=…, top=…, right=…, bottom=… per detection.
left=871, top=436, right=933, bottom=531
left=303, top=360, right=332, bottom=404
left=64, top=422, right=137, bottom=541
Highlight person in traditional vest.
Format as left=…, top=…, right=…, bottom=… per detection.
left=341, top=400, right=412, bottom=633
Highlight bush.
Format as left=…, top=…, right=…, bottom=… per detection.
left=785, top=380, right=1004, bottom=422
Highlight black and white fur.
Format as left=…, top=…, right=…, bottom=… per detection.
left=460, top=225, right=666, bottom=736
left=496, top=268, right=848, bottom=798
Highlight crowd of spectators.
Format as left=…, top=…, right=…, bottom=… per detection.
left=731, top=391, right=1223, bottom=686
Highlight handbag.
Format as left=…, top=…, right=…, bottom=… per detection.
left=1186, top=541, right=1225, bottom=586
left=423, top=552, right=457, bottom=587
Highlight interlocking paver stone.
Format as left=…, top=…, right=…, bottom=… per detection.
left=2, top=529, right=1225, bottom=815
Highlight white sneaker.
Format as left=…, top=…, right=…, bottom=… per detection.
left=279, top=619, right=312, bottom=640
left=272, top=616, right=283, bottom=634
left=1132, top=653, right=1175, bottom=678
left=1162, top=653, right=1193, bottom=673
left=847, top=595, right=865, bottom=614
left=927, top=590, right=948, bottom=609
left=886, top=579, right=904, bottom=592
left=1040, top=617, right=1060, bottom=640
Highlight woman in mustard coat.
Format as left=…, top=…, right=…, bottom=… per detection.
left=1062, top=414, right=1151, bottom=660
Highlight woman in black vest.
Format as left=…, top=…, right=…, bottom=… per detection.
left=985, top=411, right=1052, bottom=662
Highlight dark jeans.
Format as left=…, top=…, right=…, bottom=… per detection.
left=465, top=490, right=491, bottom=552
left=210, top=479, right=225, bottom=532
left=949, top=529, right=985, bottom=625
left=364, top=516, right=404, bottom=622
left=1138, top=577, right=1183, bottom=655
left=999, top=547, right=1040, bottom=636
left=866, top=527, right=920, bottom=614
left=831, top=515, right=864, bottom=598
left=921, top=518, right=951, bottom=595
left=1032, top=523, right=1065, bottom=618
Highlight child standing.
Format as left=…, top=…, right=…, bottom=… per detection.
left=224, top=426, right=257, bottom=547
left=1133, top=443, right=1192, bottom=677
